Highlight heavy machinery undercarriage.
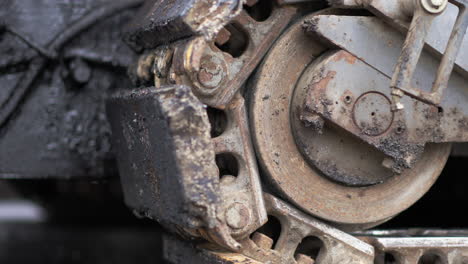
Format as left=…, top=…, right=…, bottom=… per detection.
left=1, top=0, right=468, bottom=263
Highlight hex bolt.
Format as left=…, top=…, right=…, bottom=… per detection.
left=251, top=232, right=274, bottom=249
left=197, top=55, right=225, bottom=89
left=225, top=203, right=251, bottom=230
left=296, top=254, right=315, bottom=264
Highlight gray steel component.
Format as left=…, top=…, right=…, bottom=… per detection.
left=168, top=6, right=297, bottom=107
left=164, top=234, right=262, bottom=264
left=389, top=0, right=468, bottom=106
left=107, top=85, right=220, bottom=229
left=297, top=50, right=427, bottom=170
left=123, top=0, right=243, bottom=51
left=130, top=5, right=297, bottom=108
left=367, top=237, right=468, bottom=264
left=421, top=0, right=449, bottom=13
left=107, top=86, right=267, bottom=251
left=107, top=85, right=233, bottom=241
left=292, top=53, right=396, bottom=185
left=353, top=92, right=394, bottom=137
left=212, top=94, right=267, bottom=239
left=306, top=15, right=467, bottom=85
left=239, top=194, right=375, bottom=263
left=328, top=0, right=468, bottom=75
left=355, top=229, right=468, bottom=237
left=164, top=227, right=468, bottom=263
left=306, top=15, right=468, bottom=158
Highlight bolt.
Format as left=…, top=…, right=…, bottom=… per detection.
left=430, top=0, right=444, bottom=7
left=225, top=203, right=251, bottom=230
left=421, top=0, right=447, bottom=13
left=251, top=232, right=274, bottom=249
left=197, top=55, right=225, bottom=89
left=296, top=254, right=315, bottom=264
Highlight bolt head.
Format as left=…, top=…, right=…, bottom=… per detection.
left=430, top=0, right=444, bottom=6
left=225, top=203, right=251, bottom=230
left=197, top=55, right=225, bottom=89
left=421, top=0, right=448, bottom=13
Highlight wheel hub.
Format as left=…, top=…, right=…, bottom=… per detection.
left=250, top=13, right=451, bottom=228
left=291, top=55, right=396, bottom=187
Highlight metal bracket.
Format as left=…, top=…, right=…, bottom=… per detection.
left=391, top=0, right=468, bottom=107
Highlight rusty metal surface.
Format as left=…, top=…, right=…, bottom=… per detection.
left=328, top=0, right=468, bottom=75
left=107, top=88, right=267, bottom=250
left=239, top=194, right=375, bottom=264
left=166, top=227, right=468, bottom=263
left=389, top=6, right=438, bottom=106
left=148, top=5, right=297, bottom=108
left=297, top=50, right=426, bottom=171
left=5, top=0, right=468, bottom=262
left=291, top=53, right=395, bottom=186
left=387, top=0, right=468, bottom=107
left=311, top=16, right=468, bottom=145
left=250, top=12, right=451, bottom=226
left=367, top=237, right=468, bottom=264
left=123, top=0, right=243, bottom=50
left=212, top=94, right=267, bottom=239
left=107, top=85, right=240, bottom=249
left=193, top=6, right=296, bottom=107
left=306, top=15, right=467, bottom=87
left=164, top=234, right=262, bottom=264
left=108, top=1, right=468, bottom=261
left=306, top=15, right=468, bottom=152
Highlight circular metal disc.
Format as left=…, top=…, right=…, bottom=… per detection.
left=353, top=92, right=393, bottom=137
left=249, top=14, right=451, bottom=226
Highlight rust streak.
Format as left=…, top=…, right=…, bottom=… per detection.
left=333, top=50, right=357, bottom=64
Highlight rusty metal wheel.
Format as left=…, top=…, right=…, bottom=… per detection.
left=249, top=13, right=451, bottom=229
